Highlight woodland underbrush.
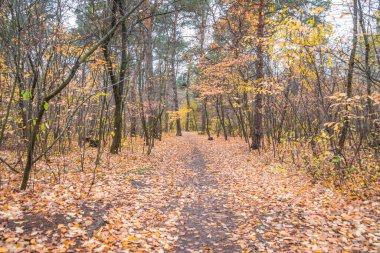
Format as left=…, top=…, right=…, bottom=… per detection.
left=0, top=137, right=149, bottom=192
left=262, top=138, right=380, bottom=198
left=1, top=133, right=379, bottom=199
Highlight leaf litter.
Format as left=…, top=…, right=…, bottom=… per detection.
left=0, top=133, right=379, bottom=252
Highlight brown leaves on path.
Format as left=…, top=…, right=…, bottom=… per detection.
left=1, top=133, right=380, bottom=252
left=193, top=135, right=380, bottom=252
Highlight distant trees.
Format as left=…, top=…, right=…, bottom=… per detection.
left=0, top=0, right=145, bottom=189
left=197, top=0, right=379, bottom=186
left=0, top=0, right=199, bottom=189
left=0, top=0, right=378, bottom=190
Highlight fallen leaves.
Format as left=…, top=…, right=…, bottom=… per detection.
left=15, top=227, right=23, bottom=234
left=0, top=247, right=8, bottom=253
left=0, top=133, right=379, bottom=252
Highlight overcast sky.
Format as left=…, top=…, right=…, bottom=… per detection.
left=327, top=0, right=352, bottom=36
left=63, top=0, right=359, bottom=47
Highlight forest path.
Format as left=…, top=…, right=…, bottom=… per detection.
left=173, top=135, right=241, bottom=252
left=167, top=133, right=379, bottom=252
left=1, top=133, right=379, bottom=252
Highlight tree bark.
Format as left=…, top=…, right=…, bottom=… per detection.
left=358, top=0, right=373, bottom=131
left=199, top=6, right=207, bottom=133
left=185, top=68, right=191, bottom=132
left=338, top=0, right=358, bottom=154
left=172, top=3, right=181, bottom=136
left=251, top=0, right=265, bottom=150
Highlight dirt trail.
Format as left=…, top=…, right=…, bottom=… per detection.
left=1, top=133, right=379, bottom=252
left=171, top=133, right=379, bottom=252
left=174, top=138, right=241, bottom=252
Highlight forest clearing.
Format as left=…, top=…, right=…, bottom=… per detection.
left=0, top=0, right=380, bottom=252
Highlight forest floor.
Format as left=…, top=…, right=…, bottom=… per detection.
left=1, top=133, right=380, bottom=252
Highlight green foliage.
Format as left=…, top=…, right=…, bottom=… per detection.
left=22, top=90, right=32, bottom=100
left=43, top=102, right=49, bottom=111
left=331, top=155, right=341, bottom=164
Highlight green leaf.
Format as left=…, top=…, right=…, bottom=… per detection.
left=332, top=155, right=341, bottom=164
left=95, top=92, right=109, bottom=97
left=22, top=90, right=31, bottom=100
left=44, top=102, right=49, bottom=111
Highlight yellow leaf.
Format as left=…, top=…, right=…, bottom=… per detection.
left=127, top=236, right=139, bottom=242
left=0, top=248, right=8, bottom=253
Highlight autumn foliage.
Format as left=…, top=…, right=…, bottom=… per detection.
left=0, top=0, right=379, bottom=252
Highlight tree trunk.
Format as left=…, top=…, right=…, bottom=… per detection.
left=20, top=106, right=45, bottom=190
left=251, top=0, right=265, bottom=150
left=186, top=88, right=190, bottom=132
left=172, top=3, right=181, bottom=136
left=144, top=0, right=156, bottom=140
left=130, top=69, right=138, bottom=137
left=204, top=98, right=212, bottom=140
left=102, top=0, right=123, bottom=154
left=338, top=0, right=358, bottom=154
left=185, top=68, right=191, bottom=132
left=358, top=0, right=373, bottom=132
left=199, top=6, right=207, bottom=133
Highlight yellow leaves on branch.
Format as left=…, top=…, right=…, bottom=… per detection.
left=207, top=4, right=333, bottom=98
left=267, top=7, right=332, bottom=80
left=197, top=54, right=254, bottom=98
left=0, top=54, right=10, bottom=74
left=167, top=108, right=191, bottom=123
